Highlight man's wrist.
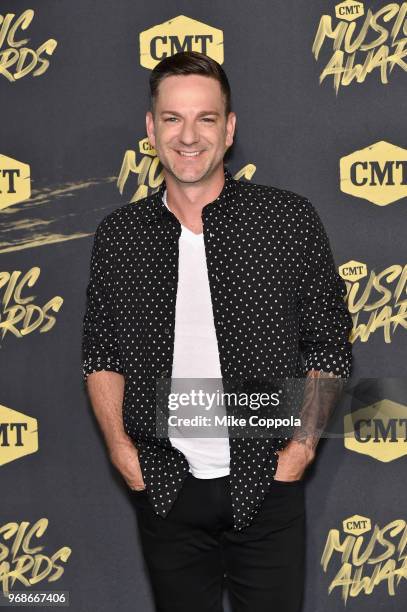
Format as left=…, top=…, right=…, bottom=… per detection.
left=279, top=439, right=315, bottom=464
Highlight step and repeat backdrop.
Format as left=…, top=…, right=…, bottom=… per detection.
left=1, top=1, right=406, bottom=610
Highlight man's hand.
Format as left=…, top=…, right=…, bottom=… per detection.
left=109, top=438, right=146, bottom=491
left=275, top=440, right=315, bottom=482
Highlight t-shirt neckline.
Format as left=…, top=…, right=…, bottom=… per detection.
left=162, top=189, right=204, bottom=239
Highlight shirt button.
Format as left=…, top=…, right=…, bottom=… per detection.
left=164, top=327, right=170, bottom=334
left=160, top=370, right=168, bottom=378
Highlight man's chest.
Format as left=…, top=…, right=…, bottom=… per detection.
left=112, top=217, right=301, bottom=368
left=114, top=217, right=299, bottom=304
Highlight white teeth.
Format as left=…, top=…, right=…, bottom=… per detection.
left=179, top=151, right=201, bottom=157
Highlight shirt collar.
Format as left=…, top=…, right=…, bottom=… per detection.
left=138, top=164, right=240, bottom=225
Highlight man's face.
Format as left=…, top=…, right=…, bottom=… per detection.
left=146, top=74, right=236, bottom=185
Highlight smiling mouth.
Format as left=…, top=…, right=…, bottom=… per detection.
left=176, top=150, right=204, bottom=157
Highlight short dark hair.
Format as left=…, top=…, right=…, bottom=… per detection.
left=149, top=51, right=232, bottom=116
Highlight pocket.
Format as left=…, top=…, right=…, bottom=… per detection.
left=272, top=478, right=303, bottom=486
left=130, top=488, right=149, bottom=508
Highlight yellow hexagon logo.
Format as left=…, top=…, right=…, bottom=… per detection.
left=0, top=154, right=31, bottom=210
left=344, top=399, right=407, bottom=462
left=339, top=260, right=367, bottom=282
left=139, top=137, right=157, bottom=157
left=340, top=141, right=407, bottom=206
left=342, top=515, right=371, bottom=535
left=0, top=404, right=38, bottom=466
left=140, top=15, right=224, bottom=70
left=335, top=1, right=364, bottom=21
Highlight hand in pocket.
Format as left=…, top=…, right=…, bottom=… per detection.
left=109, top=439, right=146, bottom=491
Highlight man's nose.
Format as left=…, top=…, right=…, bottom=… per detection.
left=178, top=121, right=199, bottom=145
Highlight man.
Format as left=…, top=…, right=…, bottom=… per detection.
left=82, top=51, right=352, bottom=612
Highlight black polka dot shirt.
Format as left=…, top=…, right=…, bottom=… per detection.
left=82, top=164, right=353, bottom=531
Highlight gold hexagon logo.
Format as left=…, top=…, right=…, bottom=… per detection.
left=0, top=404, right=38, bottom=466
left=335, top=1, right=364, bottom=21
left=0, top=154, right=31, bottom=210
left=340, top=141, right=407, bottom=206
left=342, top=515, right=371, bottom=535
left=140, top=15, right=224, bottom=70
left=139, top=137, right=157, bottom=157
left=344, top=399, right=407, bottom=462
left=339, top=260, right=367, bottom=282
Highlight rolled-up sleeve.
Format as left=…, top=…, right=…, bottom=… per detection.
left=297, top=199, right=353, bottom=379
left=82, top=216, right=123, bottom=383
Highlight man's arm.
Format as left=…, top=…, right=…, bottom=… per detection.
left=82, top=218, right=124, bottom=382
left=296, top=198, right=353, bottom=380
left=82, top=218, right=145, bottom=490
left=275, top=369, right=345, bottom=480
left=275, top=199, right=353, bottom=480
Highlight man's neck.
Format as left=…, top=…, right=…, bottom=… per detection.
left=164, top=165, right=225, bottom=234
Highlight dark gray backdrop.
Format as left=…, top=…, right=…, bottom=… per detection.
left=1, top=1, right=406, bottom=610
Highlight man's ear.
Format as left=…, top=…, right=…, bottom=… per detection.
left=146, top=111, right=156, bottom=148
left=226, top=112, right=237, bottom=148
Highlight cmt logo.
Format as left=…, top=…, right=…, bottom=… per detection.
left=0, top=154, right=31, bottom=210
left=342, top=515, right=371, bottom=535
left=335, top=0, right=364, bottom=21
left=0, top=404, right=38, bottom=466
left=138, top=137, right=156, bottom=157
left=340, top=141, right=407, bottom=206
left=339, top=260, right=367, bottom=282
left=344, top=400, right=407, bottom=462
left=322, top=513, right=407, bottom=601
left=140, top=15, right=224, bottom=69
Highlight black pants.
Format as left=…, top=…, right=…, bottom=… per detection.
left=130, top=472, right=305, bottom=612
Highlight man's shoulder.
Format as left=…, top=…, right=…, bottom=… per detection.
left=234, top=176, right=316, bottom=222
left=94, top=191, right=157, bottom=235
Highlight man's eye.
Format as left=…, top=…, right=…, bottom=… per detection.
left=164, top=117, right=178, bottom=122
left=202, top=117, right=215, bottom=123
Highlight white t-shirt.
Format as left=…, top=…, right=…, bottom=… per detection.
left=163, top=189, right=230, bottom=478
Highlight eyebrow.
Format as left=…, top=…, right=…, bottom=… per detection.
left=160, top=110, right=221, bottom=117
